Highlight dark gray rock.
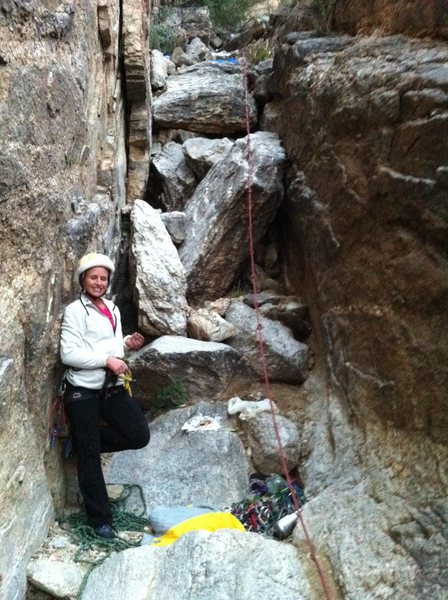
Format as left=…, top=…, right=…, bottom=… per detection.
left=128, top=336, right=251, bottom=410
left=284, top=30, right=322, bottom=45
left=160, top=211, right=187, bottom=245
left=183, top=137, right=233, bottom=180
left=242, top=412, right=301, bottom=475
left=152, top=142, right=197, bottom=211
left=224, top=18, right=268, bottom=52
left=225, top=301, right=309, bottom=384
left=185, top=37, right=212, bottom=63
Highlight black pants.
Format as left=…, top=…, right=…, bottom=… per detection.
left=65, top=384, right=150, bottom=527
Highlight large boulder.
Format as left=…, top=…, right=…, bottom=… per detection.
left=151, top=49, right=173, bottom=91
left=153, top=63, right=257, bottom=135
left=179, top=132, right=285, bottom=301
left=127, top=336, right=250, bottom=409
left=130, top=200, right=188, bottom=336
left=106, top=402, right=252, bottom=511
left=83, top=530, right=312, bottom=599
left=242, top=412, right=301, bottom=475
left=183, top=137, right=233, bottom=180
left=152, top=142, right=197, bottom=211
left=185, top=36, right=213, bottom=63
left=187, top=307, right=237, bottom=342
left=244, top=293, right=311, bottom=341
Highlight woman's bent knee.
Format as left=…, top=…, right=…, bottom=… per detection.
left=132, top=425, right=150, bottom=449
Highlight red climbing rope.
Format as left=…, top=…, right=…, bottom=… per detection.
left=240, top=51, right=333, bottom=600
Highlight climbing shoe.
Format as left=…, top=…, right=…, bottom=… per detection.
left=94, top=524, right=116, bottom=538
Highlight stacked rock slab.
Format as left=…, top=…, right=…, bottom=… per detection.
left=179, top=131, right=286, bottom=301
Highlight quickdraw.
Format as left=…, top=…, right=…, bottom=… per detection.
left=48, top=376, right=70, bottom=450
left=119, top=371, right=134, bottom=396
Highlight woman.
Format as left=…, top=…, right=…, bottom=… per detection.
left=60, top=252, right=150, bottom=538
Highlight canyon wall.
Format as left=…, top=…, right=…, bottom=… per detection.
left=331, top=0, right=448, bottom=39
left=267, top=33, right=448, bottom=445
left=0, top=2, right=150, bottom=597
left=264, top=17, right=448, bottom=599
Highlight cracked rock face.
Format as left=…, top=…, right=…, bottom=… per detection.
left=268, top=34, right=448, bottom=443
left=267, top=32, right=448, bottom=599
left=0, top=2, right=136, bottom=597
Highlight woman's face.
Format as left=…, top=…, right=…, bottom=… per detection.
left=83, top=266, right=109, bottom=299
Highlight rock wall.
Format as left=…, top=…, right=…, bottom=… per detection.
left=264, top=27, right=448, bottom=600
left=0, top=2, right=150, bottom=598
left=331, top=0, right=448, bottom=39
left=266, top=34, right=448, bottom=445
left=283, top=0, right=448, bottom=40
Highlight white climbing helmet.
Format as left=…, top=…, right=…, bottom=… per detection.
left=76, top=252, right=115, bottom=284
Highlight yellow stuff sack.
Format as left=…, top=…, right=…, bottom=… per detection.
left=151, top=512, right=245, bottom=547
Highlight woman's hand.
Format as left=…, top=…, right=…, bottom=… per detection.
left=105, top=356, right=129, bottom=376
left=125, top=332, right=145, bottom=350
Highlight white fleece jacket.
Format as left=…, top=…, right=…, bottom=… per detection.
left=60, top=294, right=125, bottom=389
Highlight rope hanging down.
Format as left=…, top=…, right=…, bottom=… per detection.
left=240, top=52, right=333, bottom=600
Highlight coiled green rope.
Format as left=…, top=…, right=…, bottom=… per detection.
left=64, top=484, right=151, bottom=598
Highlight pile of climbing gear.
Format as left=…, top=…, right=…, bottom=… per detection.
left=229, top=473, right=307, bottom=538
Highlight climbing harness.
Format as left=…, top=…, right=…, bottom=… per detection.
left=64, top=484, right=150, bottom=599
left=240, top=51, right=333, bottom=600
left=48, top=368, right=134, bottom=453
